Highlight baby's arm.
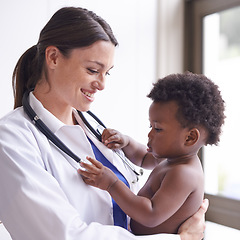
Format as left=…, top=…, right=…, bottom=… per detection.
left=79, top=157, right=200, bottom=229
left=79, top=157, right=194, bottom=228
left=102, top=128, right=160, bottom=169
left=78, top=157, right=159, bottom=227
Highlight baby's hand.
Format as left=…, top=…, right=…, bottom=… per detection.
left=78, top=156, right=118, bottom=191
left=101, top=128, right=129, bottom=150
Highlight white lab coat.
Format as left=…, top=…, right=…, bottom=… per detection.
left=0, top=93, right=180, bottom=240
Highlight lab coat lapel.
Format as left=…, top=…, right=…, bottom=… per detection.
left=74, top=111, right=136, bottom=185
left=55, top=124, right=96, bottom=169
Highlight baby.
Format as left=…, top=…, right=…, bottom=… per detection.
left=79, top=72, right=225, bottom=235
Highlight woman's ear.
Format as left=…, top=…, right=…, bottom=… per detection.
left=185, top=128, right=200, bottom=146
left=45, top=46, right=59, bottom=69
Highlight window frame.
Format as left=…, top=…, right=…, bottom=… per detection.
left=184, top=0, right=240, bottom=230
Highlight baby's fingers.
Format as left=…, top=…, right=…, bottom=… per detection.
left=101, top=128, right=115, bottom=140
left=78, top=166, right=99, bottom=185
left=86, top=156, right=103, bottom=168
left=80, top=174, right=97, bottom=187
left=78, top=164, right=94, bottom=175
left=77, top=167, right=91, bottom=178
left=102, top=129, right=119, bottom=143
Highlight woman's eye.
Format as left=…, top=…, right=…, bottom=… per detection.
left=87, top=68, right=110, bottom=76
left=87, top=68, right=99, bottom=74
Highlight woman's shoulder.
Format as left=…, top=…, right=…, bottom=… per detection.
left=0, top=106, right=25, bottom=123
left=0, top=107, right=36, bottom=136
left=1, top=107, right=26, bottom=127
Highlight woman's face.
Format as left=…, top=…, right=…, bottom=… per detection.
left=44, top=40, right=115, bottom=112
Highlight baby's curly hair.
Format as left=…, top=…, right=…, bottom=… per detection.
left=147, top=72, right=225, bottom=145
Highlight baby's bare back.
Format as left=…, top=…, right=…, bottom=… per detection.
left=130, top=159, right=204, bottom=235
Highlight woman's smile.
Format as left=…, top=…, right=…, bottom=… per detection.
left=81, top=89, right=96, bottom=102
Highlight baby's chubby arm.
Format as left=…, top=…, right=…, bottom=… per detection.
left=79, top=157, right=208, bottom=231
left=79, top=157, right=159, bottom=228
left=102, top=128, right=160, bottom=169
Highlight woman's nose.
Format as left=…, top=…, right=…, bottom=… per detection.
left=92, top=75, right=105, bottom=91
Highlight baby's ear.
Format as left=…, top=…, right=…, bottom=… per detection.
left=185, top=128, right=200, bottom=146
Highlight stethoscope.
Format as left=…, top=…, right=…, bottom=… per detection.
left=22, top=91, right=143, bottom=181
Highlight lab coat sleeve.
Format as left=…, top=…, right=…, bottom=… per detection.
left=0, top=123, right=180, bottom=240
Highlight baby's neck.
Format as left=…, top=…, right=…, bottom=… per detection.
left=166, top=154, right=198, bottom=165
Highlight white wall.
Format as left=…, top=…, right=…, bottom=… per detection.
left=157, top=0, right=184, bottom=78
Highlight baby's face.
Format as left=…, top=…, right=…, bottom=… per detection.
left=147, top=101, right=189, bottom=160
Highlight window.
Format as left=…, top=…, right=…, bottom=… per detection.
left=203, top=6, right=240, bottom=201
left=185, top=0, right=240, bottom=230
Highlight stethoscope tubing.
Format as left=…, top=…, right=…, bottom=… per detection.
left=22, top=90, right=143, bottom=179
left=22, top=91, right=82, bottom=163
left=113, top=150, right=143, bottom=177
left=77, top=110, right=104, bottom=142
left=79, top=111, right=142, bottom=176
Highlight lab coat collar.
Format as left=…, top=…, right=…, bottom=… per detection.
left=29, top=92, right=64, bottom=133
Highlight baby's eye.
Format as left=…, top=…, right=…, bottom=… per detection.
left=155, top=128, right=163, bottom=132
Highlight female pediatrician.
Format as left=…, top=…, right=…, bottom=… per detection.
left=0, top=7, right=208, bottom=240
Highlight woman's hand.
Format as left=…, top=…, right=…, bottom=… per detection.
left=78, top=156, right=118, bottom=191
left=178, top=199, right=209, bottom=240
left=101, top=128, right=129, bottom=150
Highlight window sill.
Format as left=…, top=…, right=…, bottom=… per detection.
left=205, top=221, right=240, bottom=239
